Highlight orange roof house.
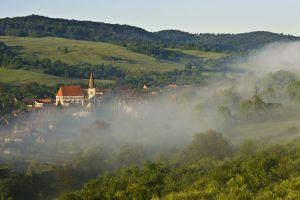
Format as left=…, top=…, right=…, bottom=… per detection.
left=56, top=86, right=84, bottom=106
left=55, top=72, right=102, bottom=107
left=56, top=86, right=84, bottom=97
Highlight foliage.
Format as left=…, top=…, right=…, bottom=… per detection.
left=0, top=36, right=183, bottom=72
left=0, top=42, right=16, bottom=66
left=0, top=82, right=56, bottom=116
left=1, top=128, right=300, bottom=200
left=288, top=80, right=300, bottom=102
left=61, top=138, right=300, bottom=200
left=239, top=95, right=267, bottom=114
left=186, top=130, right=234, bottom=160
left=222, top=87, right=241, bottom=108
left=0, top=15, right=299, bottom=55
left=264, top=70, right=296, bottom=98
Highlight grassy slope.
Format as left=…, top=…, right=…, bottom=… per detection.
left=0, top=36, right=182, bottom=72
left=0, top=67, right=113, bottom=86
left=168, top=48, right=229, bottom=60
left=227, top=119, right=300, bottom=144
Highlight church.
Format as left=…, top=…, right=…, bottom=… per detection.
left=56, top=72, right=102, bottom=107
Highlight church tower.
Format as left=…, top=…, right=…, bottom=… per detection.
left=88, top=72, right=96, bottom=100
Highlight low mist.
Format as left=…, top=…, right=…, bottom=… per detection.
left=4, top=40, right=300, bottom=165
left=239, top=41, right=300, bottom=75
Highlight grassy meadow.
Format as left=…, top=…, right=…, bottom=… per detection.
left=0, top=67, right=114, bottom=86
left=169, top=48, right=229, bottom=60
left=0, top=36, right=183, bottom=72
left=227, top=119, right=300, bottom=144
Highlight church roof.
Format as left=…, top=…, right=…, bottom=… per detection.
left=89, top=72, right=95, bottom=88
left=56, top=86, right=84, bottom=97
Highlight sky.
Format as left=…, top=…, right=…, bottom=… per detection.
left=1, top=0, right=300, bottom=35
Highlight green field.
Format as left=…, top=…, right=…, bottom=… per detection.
left=169, top=48, right=229, bottom=60
left=0, top=67, right=114, bottom=86
left=227, top=119, right=300, bottom=144
left=0, top=36, right=183, bottom=72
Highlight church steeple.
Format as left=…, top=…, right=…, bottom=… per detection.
left=87, top=72, right=96, bottom=103
left=89, top=72, right=95, bottom=88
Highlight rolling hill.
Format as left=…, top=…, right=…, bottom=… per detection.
left=0, top=36, right=183, bottom=72
left=0, top=15, right=299, bottom=52
left=0, top=15, right=299, bottom=86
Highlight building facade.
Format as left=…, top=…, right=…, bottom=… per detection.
left=56, top=86, right=85, bottom=106
left=56, top=72, right=102, bottom=107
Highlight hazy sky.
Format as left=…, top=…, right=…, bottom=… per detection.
left=1, top=0, right=300, bottom=35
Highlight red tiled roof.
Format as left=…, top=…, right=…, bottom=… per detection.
left=36, top=99, right=53, bottom=103
left=56, top=86, right=84, bottom=97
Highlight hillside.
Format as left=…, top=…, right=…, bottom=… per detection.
left=168, top=48, right=228, bottom=60
left=157, top=30, right=300, bottom=51
left=0, top=67, right=114, bottom=86
left=0, top=15, right=299, bottom=52
left=0, top=36, right=182, bottom=72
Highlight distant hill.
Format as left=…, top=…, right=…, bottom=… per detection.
left=157, top=30, right=300, bottom=51
left=0, top=15, right=299, bottom=52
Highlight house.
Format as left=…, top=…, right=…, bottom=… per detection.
left=56, top=72, right=102, bottom=107
left=24, top=98, right=54, bottom=108
left=35, top=99, right=54, bottom=108
left=34, top=100, right=44, bottom=108
left=56, top=86, right=85, bottom=106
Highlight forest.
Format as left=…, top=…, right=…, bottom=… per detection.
left=0, top=15, right=299, bottom=55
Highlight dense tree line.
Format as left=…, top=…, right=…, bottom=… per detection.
left=126, top=42, right=195, bottom=61
left=157, top=30, right=300, bottom=52
left=0, top=15, right=299, bottom=55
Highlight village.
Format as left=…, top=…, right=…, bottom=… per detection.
left=0, top=72, right=188, bottom=158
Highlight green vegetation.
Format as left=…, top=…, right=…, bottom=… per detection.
left=0, top=67, right=114, bottom=87
left=0, top=40, right=207, bottom=88
left=169, top=48, right=228, bottom=60
left=1, top=15, right=298, bottom=53
left=0, top=36, right=182, bottom=72
left=2, top=130, right=300, bottom=200
left=2, top=15, right=300, bottom=200
left=0, top=67, right=113, bottom=85
left=60, top=132, right=300, bottom=200
left=227, top=119, right=300, bottom=143
left=0, top=82, right=55, bottom=117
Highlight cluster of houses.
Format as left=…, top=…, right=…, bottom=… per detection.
left=0, top=112, right=56, bottom=155
left=0, top=73, right=103, bottom=155
left=0, top=71, right=185, bottom=156
left=23, top=72, right=103, bottom=109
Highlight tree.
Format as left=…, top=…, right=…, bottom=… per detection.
left=287, top=80, right=300, bottom=102
left=187, top=130, right=234, bottom=160
left=239, top=94, right=266, bottom=115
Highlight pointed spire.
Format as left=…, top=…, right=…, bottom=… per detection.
left=89, top=72, right=95, bottom=88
